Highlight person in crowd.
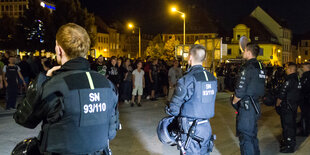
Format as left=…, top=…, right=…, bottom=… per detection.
left=159, top=60, right=169, bottom=98
left=13, top=23, right=120, bottom=155
left=131, top=61, right=145, bottom=107
left=216, top=64, right=225, bottom=92
left=232, top=43, right=265, bottom=155
left=143, top=56, right=152, bottom=99
left=17, top=56, right=31, bottom=94
left=149, top=58, right=159, bottom=101
left=167, top=60, right=182, bottom=102
left=121, top=58, right=133, bottom=104
left=93, top=55, right=107, bottom=76
left=3, top=56, right=27, bottom=110
left=107, top=56, right=121, bottom=89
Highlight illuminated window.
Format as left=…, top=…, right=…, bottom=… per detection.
left=255, top=37, right=259, bottom=41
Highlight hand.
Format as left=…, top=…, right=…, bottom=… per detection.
left=4, top=81, right=8, bottom=88
left=233, top=96, right=241, bottom=105
left=276, top=99, right=281, bottom=107
left=46, top=66, right=61, bottom=77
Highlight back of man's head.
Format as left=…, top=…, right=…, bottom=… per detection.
left=246, top=43, right=260, bottom=58
left=190, top=44, right=206, bottom=63
left=56, top=23, right=90, bottom=59
left=287, top=62, right=297, bottom=73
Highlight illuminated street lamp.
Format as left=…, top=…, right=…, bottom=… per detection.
left=128, top=23, right=141, bottom=57
left=171, top=7, right=186, bottom=45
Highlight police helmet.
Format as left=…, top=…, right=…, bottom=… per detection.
left=157, top=116, right=178, bottom=145
left=11, top=137, right=41, bottom=155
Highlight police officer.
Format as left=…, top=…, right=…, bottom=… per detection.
left=276, top=62, right=301, bottom=153
left=232, top=43, right=265, bottom=155
left=166, top=44, right=217, bottom=155
left=301, top=62, right=310, bottom=136
left=13, top=23, right=120, bottom=155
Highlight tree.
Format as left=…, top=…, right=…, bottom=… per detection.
left=163, top=35, right=180, bottom=60
left=55, top=0, right=96, bottom=47
left=145, top=35, right=180, bottom=61
left=17, top=0, right=55, bottom=52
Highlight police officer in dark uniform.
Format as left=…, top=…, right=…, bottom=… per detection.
left=166, top=45, right=217, bottom=155
left=13, top=23, right=120, bottom=155
left=276, top=62, right=301, bottom=153
left=232, top=43, right=265, bottom=155
left=301, top=62, right=310, bottom=136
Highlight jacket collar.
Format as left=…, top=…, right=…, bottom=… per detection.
left=54, top=57, right=90, bottom=75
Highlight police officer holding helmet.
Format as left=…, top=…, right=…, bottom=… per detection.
left=13, top=23, right=120, bottom=155
left=276, top=62, right=301, bottom=153
left=164, top=44, right=217, bottom=155
left=232, top=43, right=265, bottom=155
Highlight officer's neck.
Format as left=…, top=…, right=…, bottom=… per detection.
left=191, top=62, right=203, bottom=66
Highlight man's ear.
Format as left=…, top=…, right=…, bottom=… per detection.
left=57, top=46, right=64, bottom=57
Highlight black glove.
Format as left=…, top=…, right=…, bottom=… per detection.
left=230, top=94, right=240, bottom=111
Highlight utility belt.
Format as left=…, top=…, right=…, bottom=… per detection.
left=176, top=117, right=215, bottom=154
left=239, top=96, right=260, bottom=115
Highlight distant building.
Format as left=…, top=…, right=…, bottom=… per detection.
left=224, top=17, right=283, bottom=66
left=297, top=33, right=310, bottom=63
left=0, top=0, right=55, bottom=18
left=251, top=6, right=292, bottom=64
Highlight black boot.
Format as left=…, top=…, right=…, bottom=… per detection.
left=280, top=138, right=295, bottom=153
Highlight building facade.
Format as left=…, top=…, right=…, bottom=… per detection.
left=251, top=6, right=292, bottom=64
left=0, top=0, right=55, bottom=18
left=224, top=17, right=283, bottom=66
left=298, top=39, right=310, bottom=63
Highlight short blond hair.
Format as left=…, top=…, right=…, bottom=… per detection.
left=56, top=23, right=90, bottom=59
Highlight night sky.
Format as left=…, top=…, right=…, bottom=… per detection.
left=79, top=0, right=310, bottom=35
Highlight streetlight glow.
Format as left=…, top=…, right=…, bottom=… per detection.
left=298, top=56, right=301, bottom=59
left=181, top=14, right=185, bottom=18
left=128, top=23, right=133, bottom=29
left=171, top=7, right=177, bottom=12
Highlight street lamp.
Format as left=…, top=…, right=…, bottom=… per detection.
left=128, top=23, right=141, bottom=58
left=171, top=7, right=186, bottom=45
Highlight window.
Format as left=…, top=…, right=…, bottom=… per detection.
left=237, top=35, right=241, bottom=40
left=305, top=42, right=308, bottom=47
left=227, top=49, right=232, bottom=55
left=226, top=37, right=230, bottom=41
left=259, top=48, right=264, bottom=56
left=255, top=37, right=259, bottom=41
left=305, top=50, right=308, bottom=56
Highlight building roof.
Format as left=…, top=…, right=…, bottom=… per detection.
left=240, top=16, right=280, bottom=44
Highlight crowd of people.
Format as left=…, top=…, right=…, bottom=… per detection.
left=0, top=51, right=185, bottom=110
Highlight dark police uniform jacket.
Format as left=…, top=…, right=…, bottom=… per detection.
left=278, top=73, right=302, bottom=105
left=235, top=58, right=265, bottom=101
left=301, top=71, right=310, bottom=103
left=14, top=57, right=120, bottom=154
left=166, top=65, right=217, bottom=119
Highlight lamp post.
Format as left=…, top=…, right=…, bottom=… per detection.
left=171, top=7, right=186, bottom=45
left=128, top=23, right=141, bottom=57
